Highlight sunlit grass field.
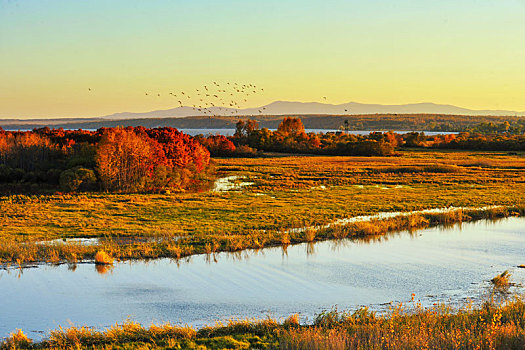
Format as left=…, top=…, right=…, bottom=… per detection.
left=1, top=149, right=524, bottom=264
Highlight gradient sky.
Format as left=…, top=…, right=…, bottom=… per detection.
left=1, top=0, right=525, bottom=118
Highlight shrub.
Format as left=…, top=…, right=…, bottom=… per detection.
left=59, top=167, right=97, bottom=192
left=94, top=251, right=114, bottom=265
left=0, top=165, right=25, bottom=182
left=235, top=145, right=259, bottom=157
left=0, top=329, right=32, bottom=349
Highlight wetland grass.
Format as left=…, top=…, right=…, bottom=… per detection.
left=4, top=298, right=525, bottom=349
left=1, top=205, right=523, bottom=267
left=94, top=251, right=114, bottom=265
left=0, top=150, right=524, bottom=266
left=492, top=271, right=512, bottom=290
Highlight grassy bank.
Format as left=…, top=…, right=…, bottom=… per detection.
left=1, top=150, right=524, bottom=265
left=1, top=205, right=523, bottom=267
left=3, top=297, right=525, bottom=349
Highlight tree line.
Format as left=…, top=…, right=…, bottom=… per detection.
left=3, top=113, right=524, bottom=132
left=0, top=127, right=211, bottom=193
left=1, top=119, right=522, bottom=193
left=195, top=117, right=525, bottom=156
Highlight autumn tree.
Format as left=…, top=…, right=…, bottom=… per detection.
left=145, top=127, right=210, bottom=171
left=0, top=132, right=61, bottom=172
left=277, top=117, right=306, bottom=137
left=96, top=128, right=166, bottom=191
left=199, top=135, right=236, bottom=156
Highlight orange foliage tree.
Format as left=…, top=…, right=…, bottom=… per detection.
left=277, top=117, right=306, bottom=137
left=96, top=128, right=166, bottom=191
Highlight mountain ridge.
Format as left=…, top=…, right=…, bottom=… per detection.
left=100, top=101, right=525, bottom=120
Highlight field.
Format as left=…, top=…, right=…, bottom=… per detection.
left=1, top=149, right=524, bottom=265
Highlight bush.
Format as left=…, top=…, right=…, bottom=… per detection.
left=59, top=167, right=97, bottom=192
left=0, top=165, right=25, bottom=182
left=235, top=145, right=259, bottom=157
left=94, top=251, right=114, bottom=265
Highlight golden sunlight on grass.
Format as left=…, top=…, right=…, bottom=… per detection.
left=4, top=298, right=525, bottom=349
left=0, top=150, right=523, bottom=266
left=94, top=250, right=114, bottom=265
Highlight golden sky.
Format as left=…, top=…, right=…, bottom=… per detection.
left=1, top=0, right=525, bottom=118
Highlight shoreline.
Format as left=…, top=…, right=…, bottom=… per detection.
left=2, top=205, right=523, bottom=269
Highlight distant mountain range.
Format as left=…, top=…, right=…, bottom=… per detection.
left=100, top=101, right=525, bottom=119
left=1, top=101, right=523, bottom=131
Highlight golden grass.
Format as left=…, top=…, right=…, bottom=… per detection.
left=94, top=251, right=113, bottom=265
left=492, top=271, right=512, bottom=290
left=0, top=329, right=31, bottom=350
left=0, top=150, right=523, bottom=265
left=0, top=206, right=522, bottom=267
left=4, top=298, right=525, bottom=349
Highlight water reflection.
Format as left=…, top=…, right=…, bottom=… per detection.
left=95, top=264, right=114, bottom=275
left=0, top=217, right=524, bottom=340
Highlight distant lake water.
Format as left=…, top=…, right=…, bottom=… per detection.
left=1, top=217, right=523, bottom=340
left=2, top=127, right=456, bottom=136
left=180, top=129, right=456, bottom=136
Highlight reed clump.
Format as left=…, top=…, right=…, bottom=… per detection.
left=283, top=314, right=300, bottom=328
left=304, top=229, right=316, bottom=242
left=281, top=232, right=291, bottom=246
left=0, top=329, right=32, bottom=350
left=94, top=250, right=113, bottom=265
left=491, top=270, right=511, bottom=290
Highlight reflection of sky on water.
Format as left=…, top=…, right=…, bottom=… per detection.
left=1, top=217, right=523, bottom=340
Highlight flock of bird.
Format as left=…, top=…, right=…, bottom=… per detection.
left=88, top=83, right=351, bottom=115
left=143, top=81, right=266, bottom=116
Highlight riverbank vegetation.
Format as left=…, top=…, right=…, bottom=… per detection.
left=0, top=149, right=523, bottom=266
left=3, top=297, right=525, bottom=349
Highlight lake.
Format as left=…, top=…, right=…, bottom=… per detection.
left=1, top=217, right=523, bottom=339
left=2, top=127, right=456, bottom=137
left=179, top=129, right=456, bottom=136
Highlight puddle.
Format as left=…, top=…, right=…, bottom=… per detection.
left=212, top=176, right=254, bottom=192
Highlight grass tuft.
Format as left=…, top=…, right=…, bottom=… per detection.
left=94, top=250, right=113, bottom=265
left=491, top=270, right=511, bottom=290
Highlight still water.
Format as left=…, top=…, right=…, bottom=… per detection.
left=1, top=218, right=524, bottom=339
left=179, top=129, right=456, bottom=136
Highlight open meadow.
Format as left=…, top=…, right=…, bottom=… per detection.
left=1, top=149, right=524, bottom=265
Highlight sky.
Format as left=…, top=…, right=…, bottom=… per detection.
left=1, top=0, right=525, bottom=118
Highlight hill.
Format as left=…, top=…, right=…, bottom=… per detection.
left=99, top=101, right=525, bottom=120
